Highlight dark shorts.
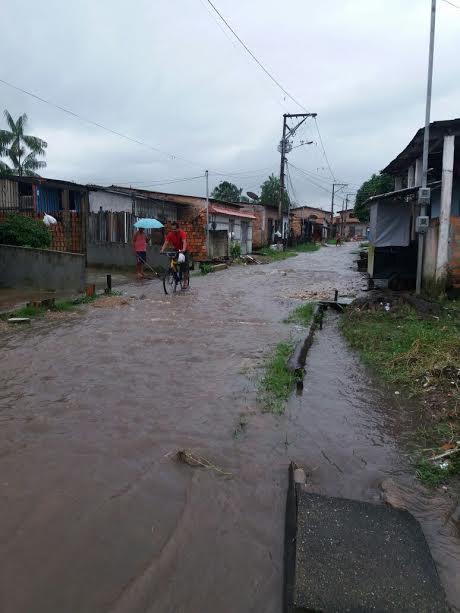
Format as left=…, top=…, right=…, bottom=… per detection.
left=136, top=251, right=146, bottom=264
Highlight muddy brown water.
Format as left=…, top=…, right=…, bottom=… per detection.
left=0, top=244, right=459, bottom=612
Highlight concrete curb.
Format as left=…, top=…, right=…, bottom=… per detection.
left=286, top=303, right=324, bottom=373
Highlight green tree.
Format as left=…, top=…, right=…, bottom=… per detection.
left=354, top=173, right=394, bottom=222
left=260, top=174, right=290, bottom=210
left=0, top=110, right=47, bottom=177
left=0, top=214, right=51, bottom=249
left=211, top=181, right=242, bottom=203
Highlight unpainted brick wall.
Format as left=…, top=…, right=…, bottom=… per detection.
left=166, top=206, right=207, bottom=260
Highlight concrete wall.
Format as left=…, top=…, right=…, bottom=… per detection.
left=0, top=244, right=86, bottom=291
left=423, top=221, right=439, bottom=281
left=87, top=243, right=169, bottom=269
left=89, top=190, right=133, bottom=213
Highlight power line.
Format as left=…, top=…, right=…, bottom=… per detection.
left=114, top=175, right=205, bottom=188
left=313, top=117, right=336, bottom=181
left=205, top=0, right=308, bottom=111
left=441, top=0, right=460, bottom=8
left=0, top=77, right=212, bottom=171
left=288, top=163, right=333, bottom=195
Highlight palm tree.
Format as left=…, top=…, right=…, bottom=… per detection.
left=0, top=110, right=47, bottom=177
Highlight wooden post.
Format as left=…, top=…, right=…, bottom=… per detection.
left=436, top=134, right=455, bottom=282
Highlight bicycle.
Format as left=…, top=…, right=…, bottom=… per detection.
left=162, top=251, right=190, bottom=294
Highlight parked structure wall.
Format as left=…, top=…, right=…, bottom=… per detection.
left=0, top=244, right=85, bottom=291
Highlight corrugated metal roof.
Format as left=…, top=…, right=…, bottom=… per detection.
left=209, top=205, right=256, bottom=219
left=365, top=180, right=441, bottom=205
left=382, top=119, right=460, bottom=175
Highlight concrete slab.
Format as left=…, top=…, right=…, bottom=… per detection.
left=294, top=491, right=448, bottom=612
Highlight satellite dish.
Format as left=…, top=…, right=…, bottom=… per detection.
left=247, top=191, right=259, bottom=201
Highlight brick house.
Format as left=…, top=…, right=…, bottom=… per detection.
left=240, top=203, right=283, bottom=249
left=290, top=205, right=331, bottom=242
left=88, top=186, right=254, bottom=266
left=0, top=175, right=89, bottom=254
left=336, top=208, right=368, bottom=240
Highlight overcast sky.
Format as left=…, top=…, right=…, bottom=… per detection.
left=1, top=0, right=459, bottom=211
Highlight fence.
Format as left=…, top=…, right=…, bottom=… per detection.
left=88, top=211, right=165, bottom=245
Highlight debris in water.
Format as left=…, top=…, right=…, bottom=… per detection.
left=176, top=449, right=232, bottom=477
left=92, top=296, right=131, bottom=308
left=7, top=317, right=31, bottom=324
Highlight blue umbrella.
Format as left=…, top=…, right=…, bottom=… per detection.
left=134, top=218, right=164, bottom=229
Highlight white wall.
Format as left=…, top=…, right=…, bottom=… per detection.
left=210, top=214, right=253, bottom=254
left=89, top=190, right=133, bottom=213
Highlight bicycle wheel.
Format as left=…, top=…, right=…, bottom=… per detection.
left=163, top=270, right=178, bottom=295
left=180, top=269, right=190, bottom=290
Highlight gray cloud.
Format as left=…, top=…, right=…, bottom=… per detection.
left=1, top=0, right=459, bottom=210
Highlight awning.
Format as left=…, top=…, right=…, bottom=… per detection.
left=209, top=205, right=256, bottom=219
left=365, top=181, right=441, bottom=206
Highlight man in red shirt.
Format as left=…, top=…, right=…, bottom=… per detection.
left=161, top=221, right=187, bottom=254
left=161, top=221, right=189, bottom=279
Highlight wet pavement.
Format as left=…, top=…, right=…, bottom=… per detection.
left=0, top=243, right=459, bottom=613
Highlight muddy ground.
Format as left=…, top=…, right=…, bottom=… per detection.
left=0, top=243, right=459, bottom=612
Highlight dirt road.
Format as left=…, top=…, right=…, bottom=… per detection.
left=1, top=244, right=459, bottom=612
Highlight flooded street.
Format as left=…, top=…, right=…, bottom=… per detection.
left=1, top=243, right=459, bottom=613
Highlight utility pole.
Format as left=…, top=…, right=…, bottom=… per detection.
left=330, top=182, right=347, bottom=236
left=416, top=0, right=436, bottom=295
left=278, top=112, right=317, bottom=237
left=205, top=170, right=209, bottom=257
left=278, top=114, right=287, bottom=231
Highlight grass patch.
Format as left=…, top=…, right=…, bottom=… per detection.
left=200, top=263, right=213, bottom=275
left=284, top=302, right=314, bottom=326
left=294, top=242, right=320, bottom=253
left=340, top=302, right=459, bottom=395
left=1, top=290, right=124, bottom=322
left=259, top=341, right=297, bottom=414
left=255, top=242, right=319, bottom=262
left=413, top=420, right=460, bottom=486
left=3, top=305, right=46, bottom=319
left=341, top=300, right=460, bottom=484
left=255, top=247, right=298, bottom=262
left=326, top=238, right=337, bottom=245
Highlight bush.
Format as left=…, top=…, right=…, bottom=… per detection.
left=0, top=214, right=51, bottom=249
left=230, top=240, right=241, bottom=259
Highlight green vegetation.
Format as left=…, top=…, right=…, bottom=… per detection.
left=354, top=172, right=394, bottom=222
left=200, top=263, right=213, bottom=275
left=1, top=291, right=123, bottom=321
left=341, top=300, right=460, bottom=484
left=326, top=238, right=337, bottom=245
left=256, top=247, right=298, bottom=261
left=285, top=302, right=314, bottom=326
left=294, top=242, right=320, bottom=253
left=340, top=303, right=459, bottom=394
left=255, top=242, right=319, bottom=261
left=230, top=240, right=241, bottom=259
left=259, top=341, right=297, bottom=414
left=211, top=181, right=242, bottom=203
left=414, top=420, right=460, bottom=486
left=260, top=174, right=290, bottom=210
left=0, top=214, right=51, bottom=249
left=0, top=110, right=47, bottom=177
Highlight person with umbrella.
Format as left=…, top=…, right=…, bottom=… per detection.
left=133, top=227, right=147, bottom=279
left=133, top=218, right=164, bottom=279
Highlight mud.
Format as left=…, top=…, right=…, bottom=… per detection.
left=0, top=243, right=459, bottom=613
